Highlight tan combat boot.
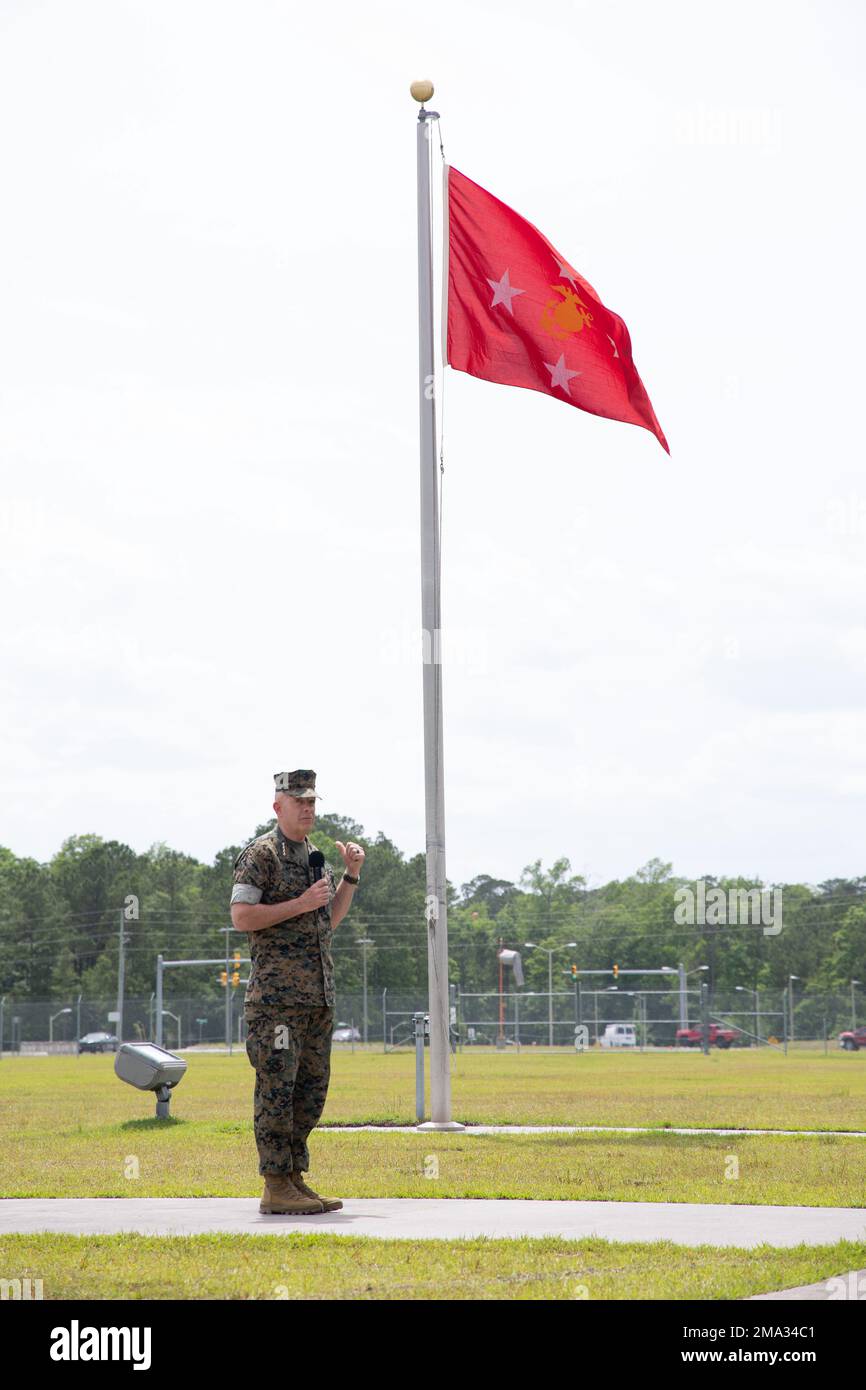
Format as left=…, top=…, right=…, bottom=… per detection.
left=260, top=1173, right=324, bottom=1215
left=291, top=1170, right=343, bottom=1212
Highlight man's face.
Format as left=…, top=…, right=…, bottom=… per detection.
left=274, top=792, right=315, bottom=840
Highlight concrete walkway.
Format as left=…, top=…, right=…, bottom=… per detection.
left=2, top=1198, right=865, bottom=1248
left=320, top=1124, right=866, bottom=1138
left=749, top=1269, right=866, bottom=1300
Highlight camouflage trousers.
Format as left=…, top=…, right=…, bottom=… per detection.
left=244, top=1006, right=334, bottom=1176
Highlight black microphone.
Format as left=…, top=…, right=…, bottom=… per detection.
left=309, top=850, right=325, bottom=883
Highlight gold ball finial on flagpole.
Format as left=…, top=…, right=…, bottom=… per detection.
left=410, top=80, right=434, bottom=103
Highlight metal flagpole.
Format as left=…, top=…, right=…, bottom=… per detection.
left=412, top=80, right=462, bottom=1131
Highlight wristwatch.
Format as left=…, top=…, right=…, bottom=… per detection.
left=342, top=872, right=360, bottom=885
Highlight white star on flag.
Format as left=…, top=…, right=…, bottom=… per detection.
left=487, top=269, right=525, bottom=315
left=543, top=354, right=581, bottom=396
left=556, top=259, right=579, bottom=288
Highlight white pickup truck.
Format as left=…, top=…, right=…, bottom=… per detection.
left=599, top=1023, right=637, bottom=1048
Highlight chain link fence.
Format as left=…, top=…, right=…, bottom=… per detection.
left=0, top=986, right=861, bottom=1054
left=452, top=987, right=857, bottom=1050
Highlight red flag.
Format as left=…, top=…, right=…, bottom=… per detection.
left=445, top=166, right=669, bottom=453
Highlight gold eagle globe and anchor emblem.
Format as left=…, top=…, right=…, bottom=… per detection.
left=540, top=284, right=595, bottom=340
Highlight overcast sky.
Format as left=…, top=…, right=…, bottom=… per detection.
left=1, top=0, right=864, bottom=890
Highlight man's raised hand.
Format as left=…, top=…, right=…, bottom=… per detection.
left=335, top=841, right=365, bottom=877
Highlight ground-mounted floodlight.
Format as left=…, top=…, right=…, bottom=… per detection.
left=498, top=948, right=524, bottom=987
left=114, top=1042, right=187, bottom=1119
left=495, top=949, right=525, bottom=1049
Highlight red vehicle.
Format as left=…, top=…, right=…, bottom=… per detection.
left=838, top=1026, right=866, bottom=1052
left=675, top=1023, right=740, bottom=1049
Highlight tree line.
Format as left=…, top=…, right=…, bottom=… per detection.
left=0, top=813, right=864, bottom=1006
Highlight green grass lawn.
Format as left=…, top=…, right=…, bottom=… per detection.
left=4, top=1046, right=865, bottom=1128
left=3, top=1120, right=866, bottom=1205
left=1, top=1051, right=864, bottom=1204
left=2, top=1232, right=864, bottom=1300
left=3, top=1051, right=864, bottom=1301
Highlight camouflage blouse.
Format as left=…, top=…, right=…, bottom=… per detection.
left=230, top=827, right=338, bottom=1010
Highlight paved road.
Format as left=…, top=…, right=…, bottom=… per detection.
left=2, top=1198, right=865, bottom=1247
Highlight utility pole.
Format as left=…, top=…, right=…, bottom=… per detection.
left=116, top=909, right=126, bottom=1045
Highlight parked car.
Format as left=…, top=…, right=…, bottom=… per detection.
left=331, top=1023, right=361, bottom=1043
left=600, top=1023, right=637, bottom=1048
left=675, top=1024, right=740, bottom=1049
left=838, top=1026, right=866, bottom=1052
left=77, top=1031, right=119, bottom=1054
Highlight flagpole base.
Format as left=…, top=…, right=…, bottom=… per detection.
left=416, top=1120, right=466, bottom=1131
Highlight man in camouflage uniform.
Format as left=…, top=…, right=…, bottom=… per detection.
left=230, top=769, right=365, bottom=1215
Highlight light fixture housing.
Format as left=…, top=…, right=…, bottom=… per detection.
left=115, top=1042, right=187, bottom=1118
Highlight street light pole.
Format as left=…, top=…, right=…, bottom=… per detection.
left=49, top=1008, right=71, bottom=1046
left=789, top=975, right=799, bottom=1043
left=526, top=942, right=576, bottom=1048
left=219, top=926, right=241, bottom=1053
left=736, top=984, right=761, bottom=1045
left=548, top=951, right=553, bottom=1046
left=356, top=938, right=374, bottom=1045
left=162, top=1010, right=181, bottom=1050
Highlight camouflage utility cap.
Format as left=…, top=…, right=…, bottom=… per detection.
left=274, top=769, right=321, bottom=799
